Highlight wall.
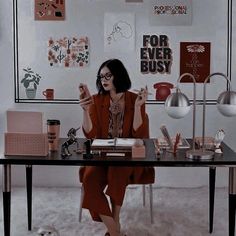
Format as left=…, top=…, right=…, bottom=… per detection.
left=0, top=0, right=235, bottom=187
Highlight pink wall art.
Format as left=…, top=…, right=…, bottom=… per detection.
left=48, top=37, right=89, bottom=68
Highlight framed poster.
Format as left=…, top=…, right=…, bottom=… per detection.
left=180, top=42, right=211, bottom=83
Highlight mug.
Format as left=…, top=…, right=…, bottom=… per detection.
left=43, top=89, right=54, bottom=100
left=47, top=119, right=60, bottom=151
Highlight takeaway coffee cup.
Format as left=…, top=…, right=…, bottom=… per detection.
left=47, top=119, right=60, bottom=151
left=43, top=89, right=54, bottom=100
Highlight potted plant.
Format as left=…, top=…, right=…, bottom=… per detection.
left=21, top=67, right=42, bottom=99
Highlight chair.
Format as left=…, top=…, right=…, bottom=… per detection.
left=78, top=166, right=155, bottom=223
left=78, top=114, right=155, bottom=223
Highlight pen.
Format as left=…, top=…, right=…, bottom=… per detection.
left=173, top=133, right=181, bottom=154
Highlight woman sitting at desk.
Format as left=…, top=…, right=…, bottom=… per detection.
left=79, top=58, right=154, bottom=236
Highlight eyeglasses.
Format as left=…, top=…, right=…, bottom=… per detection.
left=98, top=72, right=113, bottom=81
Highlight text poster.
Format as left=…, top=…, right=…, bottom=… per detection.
left=104, top=13, right=135, bottom=52
left=180, top=42, right=211, bottom=83
left=149, top=0, right=192, bottom=26
left=140, top=34, right=172, bottom=74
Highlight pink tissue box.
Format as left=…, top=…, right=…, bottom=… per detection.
left=132, top=145, right=146, bottom=158
left=5, top=133, right=48, bottom=156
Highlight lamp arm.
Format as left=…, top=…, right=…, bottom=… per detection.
left=202, top=72, right=231, bottom=150
left=177, top=73, right=196, bottom=150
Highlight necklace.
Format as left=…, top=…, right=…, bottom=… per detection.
left=109, top=93, right=124, bottom=115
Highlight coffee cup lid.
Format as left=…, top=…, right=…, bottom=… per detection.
left=47, top=119, right=60, bottom=125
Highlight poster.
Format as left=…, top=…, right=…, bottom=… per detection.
left=48, top=37, right=89, bottom=67
left=140, top=34, right=172, bottom=74
left=35, top=0, right=65, bottom=21
left=104, top=13, right=135, bottom=52
left=149, top=0, right=192, bottom=26
left=180, top=42, right=211, bottom=83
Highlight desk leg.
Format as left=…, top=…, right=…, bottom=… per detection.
left=26, top=165, right=32, bottom=231
left=2, top=164, right=11, bottom=236
left=229, top=167, right=236, bottom=236
left=209, top=167, right=216, bottom=233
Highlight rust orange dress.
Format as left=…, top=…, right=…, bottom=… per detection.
left=80, top=91, right=155, bottom=221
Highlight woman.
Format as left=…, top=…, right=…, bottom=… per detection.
left=79, top=59, right=154, bottom=236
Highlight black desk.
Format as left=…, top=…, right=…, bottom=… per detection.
left=1, top=138, right=236, bottom=236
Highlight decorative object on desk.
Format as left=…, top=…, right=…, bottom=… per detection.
left=61, top=127, right=80, bottom=158
left=165, top=72, right=236, bottom=160
left=5, top=110, right=48, bottom=156
left=195, top=137, right=215, bottom=150
left=47, top=120, right=61, bottom=152
left=20, top=67, right=42, bottom=99
left=160, top=125, right=174, bottom=151
left=214, top=129, right=225, bottom=154
left=42, top=88, right=54, bottom=100
left=132, top=139, right=145, bottom=158
left=36, top=225, right=60, bottom=236
left=83, top=139, right=93, bottom=159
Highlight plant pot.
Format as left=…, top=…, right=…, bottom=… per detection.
left=26, top=88, right=36, bottom=99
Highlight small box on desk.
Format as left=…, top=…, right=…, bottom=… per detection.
left=132, top=145, right=146, bottom=158
left=4, top=133, right=48, bottom=156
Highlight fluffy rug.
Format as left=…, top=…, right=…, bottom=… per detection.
left=0, top=187, right=228, bottom=236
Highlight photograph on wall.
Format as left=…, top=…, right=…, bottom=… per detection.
left=104, top=13, right=135, bottom=52
left=180, top=42, right=211, bottom=83
left=149, top=0, right=192, bottom=26
left=35, top=0, right=65, bottom=21
left=48, top=37, right=89, bottom=67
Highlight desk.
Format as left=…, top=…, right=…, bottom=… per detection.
left=1, top=138, right=236, bottom=236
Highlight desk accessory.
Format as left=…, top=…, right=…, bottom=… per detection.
left=47, top=119, right=60, bottom=151
left=165, top=72, right=236, bottom=160
left=160, top=125, right=174, bottom=151
left=5, top=111, right=48, bottom=156
left=132, top=139, right=146, bottom=158
left=83, top=139, right=93, bottom=159
left=61, top=127, right=80, bottom=158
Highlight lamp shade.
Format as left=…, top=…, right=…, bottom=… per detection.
left=165, top=91, right=191, bottom=119
left=217, top=91, right=236, bottom=117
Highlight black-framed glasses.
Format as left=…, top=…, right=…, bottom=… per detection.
left=97, top=72, right=113, bottom=81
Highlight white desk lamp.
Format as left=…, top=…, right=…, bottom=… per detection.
left=165, top=72, right=236, bottom=160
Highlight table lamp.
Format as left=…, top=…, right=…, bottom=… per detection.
left=165, top=72, right=236, bottom=160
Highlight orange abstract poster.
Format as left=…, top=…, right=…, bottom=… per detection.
left=35, top=0, right=65, bottom=21
left=180, top=42, right=211, bottom=83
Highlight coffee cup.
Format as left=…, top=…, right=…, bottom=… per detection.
left=43, top=89, right=54, bottom=100
left=47, top=119, right=60, bottom=151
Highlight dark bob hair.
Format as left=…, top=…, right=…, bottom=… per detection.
left=96, top=59, right=131, bottom=94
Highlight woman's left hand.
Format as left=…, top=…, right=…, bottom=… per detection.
left=135, top=86, right=148, bottom=108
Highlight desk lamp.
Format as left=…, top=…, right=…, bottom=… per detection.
left=165, top=72, right=236, bottom=160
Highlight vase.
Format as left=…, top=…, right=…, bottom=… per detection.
left=26, top=88, right=36, bottom=99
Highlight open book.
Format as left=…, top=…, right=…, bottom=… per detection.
left=91, top=138, right=137, bottom=149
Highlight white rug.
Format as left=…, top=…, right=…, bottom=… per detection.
left=0, top=187, right=228, bottom=236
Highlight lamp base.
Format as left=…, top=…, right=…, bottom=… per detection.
left=186, top=149, right=214, bottom=160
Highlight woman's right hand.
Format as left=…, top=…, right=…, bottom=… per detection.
left=78, top=83, right=93, bottom=111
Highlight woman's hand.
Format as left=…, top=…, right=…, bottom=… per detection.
left=78, top=83, right=93, bottom=111
left=135, top=86, right=148, bottom=108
